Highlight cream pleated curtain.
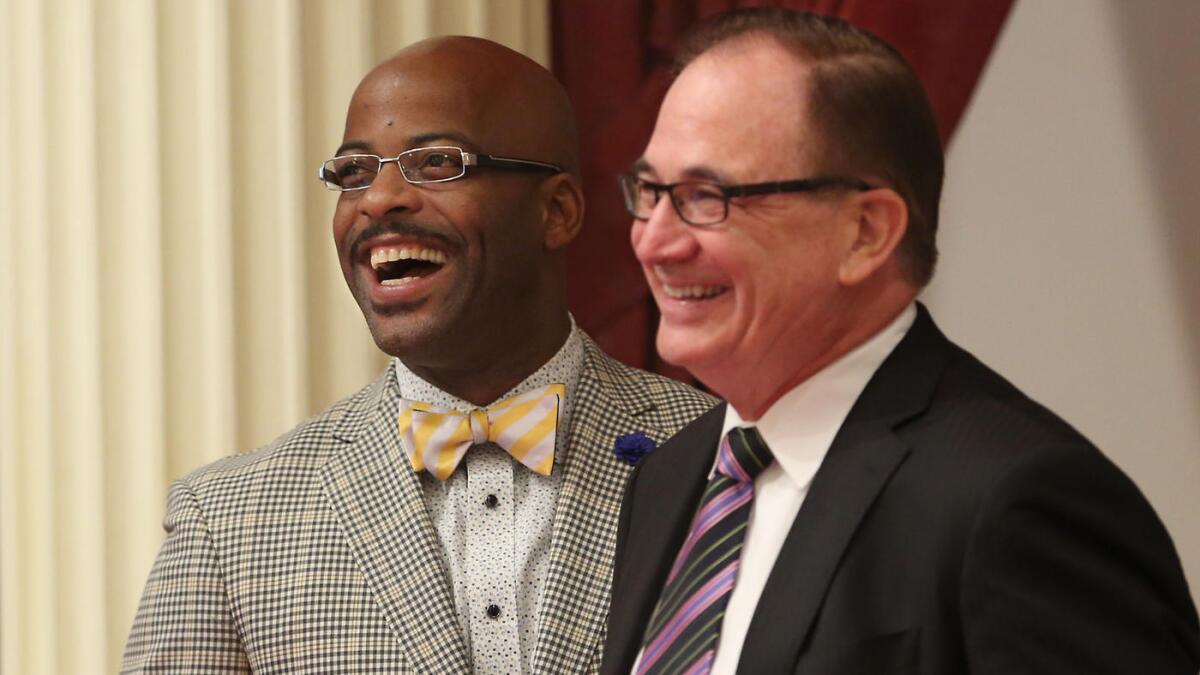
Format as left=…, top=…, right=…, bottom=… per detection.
left=0, top=1, right=549, bottom=672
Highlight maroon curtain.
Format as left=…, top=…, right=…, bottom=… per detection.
left=552, top=0, right=1014, bottom=376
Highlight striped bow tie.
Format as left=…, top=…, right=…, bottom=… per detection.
left=398, top=383, right=566, bottom=480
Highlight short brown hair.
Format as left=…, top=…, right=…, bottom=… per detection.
left=676, top=9, right=943, bottom=286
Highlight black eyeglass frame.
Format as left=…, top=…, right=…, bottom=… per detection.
left=318, top=145, right=563, bottom=191
left=618, top=173, right=875, bottom=227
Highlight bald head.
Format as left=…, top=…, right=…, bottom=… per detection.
left=330, top=36, right=586, bottom=404
left=350, top=36, right=580, bottom=176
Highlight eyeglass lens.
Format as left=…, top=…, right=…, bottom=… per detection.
left=623, top=177, right=728, bottom=226
left=322, top=147, right=468, bottom=190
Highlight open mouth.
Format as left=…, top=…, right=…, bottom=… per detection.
left=661, top=283, right=728, bottom=300
left=370, top=246, right=448, bottom=286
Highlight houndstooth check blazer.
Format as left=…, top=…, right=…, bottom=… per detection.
left=122, top=334, right=716, bottom=674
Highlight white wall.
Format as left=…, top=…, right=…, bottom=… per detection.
left=926, top=0, right=1200, bottom=608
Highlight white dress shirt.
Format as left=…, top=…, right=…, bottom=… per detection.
left=392, top=320, right=584, bottom=675
left=708, top=303, right=916, bottom=674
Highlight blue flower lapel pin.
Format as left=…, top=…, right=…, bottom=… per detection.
left=614, top=432, right=656, bottom=466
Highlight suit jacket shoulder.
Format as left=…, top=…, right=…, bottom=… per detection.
left=177, top=337, right=714, bottom=501
left=180, top=366, right=384, bottom=490
left=123, top=368, right=406, bottom=673
left=576, top=332, right=717, bottom=436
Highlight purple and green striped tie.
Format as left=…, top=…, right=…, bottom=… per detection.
left=636, top=426, right=774, bottom=675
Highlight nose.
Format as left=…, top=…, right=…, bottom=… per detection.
left=356, top=162, right=422, bottom=221
left=631, top=195, right=698, bottom=266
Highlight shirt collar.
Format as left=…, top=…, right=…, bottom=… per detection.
left=391, top=315, right=585, bottom=464
left=720, top=303, right=916, bottom=489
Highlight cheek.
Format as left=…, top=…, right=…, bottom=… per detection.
left=700, top=231, right=766, bottom=284
left=456, top=197, right=533, bottom=274
left=714, top=240, right=798, bottom=320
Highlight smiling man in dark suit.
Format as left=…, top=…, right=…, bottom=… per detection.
left=601, top=8, right=1199, bottom=675
left=122, top=37, right=713, bottom=673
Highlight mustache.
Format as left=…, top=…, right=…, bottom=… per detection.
left=350, top=220, right=459, bottom=260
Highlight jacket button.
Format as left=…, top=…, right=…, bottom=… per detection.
left=484, top=494, right=499, bottom=509
left=486, top=604, right=501, bottom=619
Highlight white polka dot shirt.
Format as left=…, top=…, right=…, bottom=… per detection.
left=391, top=322, right=584, bottom=675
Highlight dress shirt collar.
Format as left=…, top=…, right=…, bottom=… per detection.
left=720, top=303, right=916, bottom=490
left=391, top=314, right=585, bottom=466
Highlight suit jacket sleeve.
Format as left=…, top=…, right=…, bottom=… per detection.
left=122, top=479, right=250, bottom=673
left=961, top=444, right=1200, bottom=674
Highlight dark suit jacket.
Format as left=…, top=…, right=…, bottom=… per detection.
left=603, top=306, right=1200, bottom=674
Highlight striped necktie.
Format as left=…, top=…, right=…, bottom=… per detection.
left=398, top=383, right=565, bottom=480
left=636, top=425, right=774, bottom=675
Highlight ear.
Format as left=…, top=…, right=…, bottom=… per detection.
left=838, top=187, right=908, bottom=286
left=541, top=174, right=585, bottom=250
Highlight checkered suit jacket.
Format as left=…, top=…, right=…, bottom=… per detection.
left=122, top=334, right=716, bottom=673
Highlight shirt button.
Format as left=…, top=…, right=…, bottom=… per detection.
left=486, top=604, right=501, bottom=619
left=484, top=494, right=499, bottom=509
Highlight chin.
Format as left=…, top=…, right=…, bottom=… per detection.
left=370, top=332, right=409, bottom=359
left=364, top=313, right=437, bottom=360
left=367, top=327, right=410, bottom=359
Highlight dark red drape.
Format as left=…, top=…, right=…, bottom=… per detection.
left=552, top=0, right=1014, bottom=376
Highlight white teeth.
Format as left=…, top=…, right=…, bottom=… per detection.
left=370, top=246, right=448, bottom=270
left=380, top=277, right=419, bottom=287
left=662, top=283, right=727, bottom=300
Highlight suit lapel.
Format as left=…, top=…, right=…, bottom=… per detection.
left=531, top=338, right=680, bottom=674
left=735, top=425, right=911, bottom=673
left=320, top=366, right=471, bottom=673
left=736, top=305, right=952, bottom=673
left=602, top=405, right=725, bottom=674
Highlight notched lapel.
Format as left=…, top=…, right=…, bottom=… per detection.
left=736, top=306, right=952, bottom=674
left=321, top=371, right=471, bottom=674
left=603, top=405, right=726, bottom=675
left=737, top=426, right=911, bottom=674
left=531, top=340, right=681, bottom=674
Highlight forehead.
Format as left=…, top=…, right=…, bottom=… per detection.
left=646, top=40, right=815, bottom=181
left=343, top=62, right=493, bottom=150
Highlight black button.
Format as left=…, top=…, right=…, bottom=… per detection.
left=484, top=494, right=499, bottom=509
left=486, top=604, right=501, bottom=619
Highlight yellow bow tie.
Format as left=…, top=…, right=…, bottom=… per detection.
left=398, top=383, right=566, bottom=480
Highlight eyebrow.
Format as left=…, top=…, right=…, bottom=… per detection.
left=334, top=131, right=477, bottom=158
left=335, top=140, right=372, bottom=156
left=409, top=130, right=474, bottom=148
left=631, top=157, right=732, bottom=184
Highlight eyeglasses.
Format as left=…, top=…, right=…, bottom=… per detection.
left=318, top=145, right=563, bottom=191
left=617, top=174, right=874, bottom=227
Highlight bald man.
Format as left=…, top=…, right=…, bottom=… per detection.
left=122, top=37, right=713, bottom=674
